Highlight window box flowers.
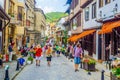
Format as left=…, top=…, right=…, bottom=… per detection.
left=82, top=58, right=96, bottom=71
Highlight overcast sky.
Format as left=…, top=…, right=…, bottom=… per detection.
left=35, top=0, right=69, bottom=13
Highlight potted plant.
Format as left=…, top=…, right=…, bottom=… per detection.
left=27, top=56, right=33, bottom=64
left=111, top=67, right=120, bottom=80
left=82, top=58, right=96, bottom=71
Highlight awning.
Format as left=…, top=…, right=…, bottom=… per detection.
left=68, top=36, right=72, bottom=41
left=71, top=29, right=96, bottom=42
left=70, top=35, right=78, bottom=42
left=68, top=35, right=78, bottom=41
left=98, top=20, right=120, bottom=34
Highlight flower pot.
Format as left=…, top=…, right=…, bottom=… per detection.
left=27, top=60, right=31, bottom=64
left=83, top=62, right=88, bottom=70
left=88, top=64, right=95, bottom=71
left=83, top=62, right=96, bottom=71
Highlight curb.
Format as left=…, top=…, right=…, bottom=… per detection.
left=11, top=64, right=27, bottom=80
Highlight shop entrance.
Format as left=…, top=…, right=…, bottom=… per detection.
left=114, top=27, right=120, bottom=56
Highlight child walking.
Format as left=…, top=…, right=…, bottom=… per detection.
left=46, top=45, right=52, bottom=67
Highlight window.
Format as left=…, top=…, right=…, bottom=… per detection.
left=27, top=36, right=30, bottom=43
left=71, top=0, right=78, bottom=9
left=99, top=0, right=103, bottom=8
left=17, top=6, right=23, bottom=21
left=92, top=2, right=96, bottom=19
left=8, top=0, right=14, bottom=16
left=105, top=0, right=111, bottom=5
left=75, top=0, right=78, bottom=8
left=85, top=7, right=89, bottom=21
left=77, top=13, right=81, bottom=26
left=0, top=20, right=2, bottom=31
left=72, top=17, right=77, bottom=30
left=26, top=20, right=30, bottom=26
left=71, top=2, right=74, bottom=10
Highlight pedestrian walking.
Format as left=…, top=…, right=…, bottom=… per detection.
left=61, top=46, right=65, bottom=55
left=0, top=53, right=3, bottom=68
left=56, top=45, right=60, bottom=57
left=106, top=41, right=113, bottom=60
left=46, top=45, right=52, bottom=67
left=8, top=43, right=13, bottom=62
left=65, top=44, right=70, bottom=58
left=35, top=45, right=42, bottom=66
left=52, top=45, right=56, bottom=57
left=42, top=45, right=46, bottom=57
left=74, top=44, right=83, bottom=72
left=69, top=44, right=74, bottom=59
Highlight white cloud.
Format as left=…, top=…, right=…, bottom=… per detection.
left=43, top=6, right=55, bottom=13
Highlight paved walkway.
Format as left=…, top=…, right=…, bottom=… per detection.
left=0, top=57, right=27, bottom=80
left=14, top=55, right=110, bottom=80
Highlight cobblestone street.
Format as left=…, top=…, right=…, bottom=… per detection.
left=0, top=57, right=27, bottom=80
left=0, top=61, right=17, bottom=80
left=14, top=55, right=110, bottom=80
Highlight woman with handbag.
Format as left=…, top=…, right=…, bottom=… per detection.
left=74, top=44, right=83, bottom=72
left=46, top=45, right=52, bottom=67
